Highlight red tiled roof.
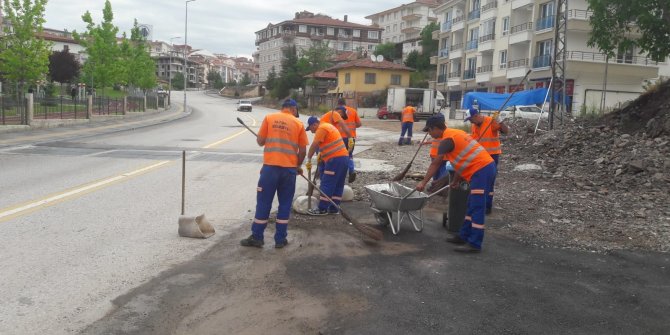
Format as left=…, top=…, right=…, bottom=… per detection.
left=305, top=71, right=337, bottom=79
left=326, top=58, right=414, bottom=72
left=290, top=16, right=380, bottom=30
left=331, top=51, right=359, bottom=63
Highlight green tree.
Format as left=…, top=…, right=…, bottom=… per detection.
left=265, top=66, right=277, bottom=91
left=299, top=41, right=333, bottom=73
left=273, top=45, right=302, bottom=99
left=48, top=49, right=80, bottom=85
left=419, top=22, right=439, bottom=60
left=73, top=0, right=121, bottom=94
left=119, top=20, right=156, bottom=91
left=373, top=42, right=398, bottom=61
left=0, top=0, right=51, bottom=95
left=587, top=0, right=670, bottom=61
left=172, top=72, right=184, bottom=90
left=240, top=72, right=251, bottom=86
left=207, top=70, right=223, bottom=89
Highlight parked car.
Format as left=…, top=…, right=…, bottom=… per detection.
left=504, top=105, right=548, bottom=119
left=156, top=88, right=167, bottom=96
left=376, top=106, right=400, bottom=120
left=237, top=100, right=252, bottom=112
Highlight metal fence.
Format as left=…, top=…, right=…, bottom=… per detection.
left=92, top=97, right=124, bottom=115
left=33, top=96, right=88, bottom=120
left=0, top=95, right=27, bottom=125
left=127, top=96, right=145, bottom=113
left=146, top=95, right=158, bottom=109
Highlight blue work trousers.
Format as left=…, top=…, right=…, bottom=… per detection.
left=400, top=122, right=413, bottom=138
left=488, top=154, right=499, bottom=211
left=432, top=160, right=448, bottom=181
left=317, top=156, right=349, bottom=212
left=459, top=162, right=496, bottom=250
left=342, top=137, right=355, bottom=173
left=252, top=165, right=296, bottom=243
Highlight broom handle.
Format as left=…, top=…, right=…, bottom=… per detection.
left=181, top=150, right=185, bottom=216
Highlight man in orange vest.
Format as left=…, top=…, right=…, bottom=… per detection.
left=319, top=105, right=353, bottom=180
left=304, top=116, right=350, bottom=215
left=338, top=98, right=362, bottom=183
left=241, top=99, right=308, bottom=249
left=465, top=107, right=509, bottom=215
left=416, top=115, right=496, bottom=253
left=398, top=103, right=416, bottom=145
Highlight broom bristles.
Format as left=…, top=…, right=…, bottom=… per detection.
left=339, top=209, right=384, bottom=240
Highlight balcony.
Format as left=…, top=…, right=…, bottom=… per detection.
left=509, top=22, right=533, bottom=45
left=476, top=64, right=493, bottom=83
left=465, top=39, right=478, bottom=51
left=432, top=29, right=440, bottom=40
left=311, top=33, right=325, bottom=40
left=442, top=20, right=452, bottom=32
left=507, top=58, right=530, bottom=79
left=439, top=48, right=449, bottom=58
left=567, top=9, right=593, bottom=31
left=402, top=13, right=422, bottom=21
left=437, top=74, right=447, bottom=83
left=450, top=43, right=464, bottom=59
left=430, top=55, right=438, bottom=65
left=280, top=30, right=296, bottom=40
left=560, top=50, right=663, bottom=66
left=467, top=9, right=481, bottom=22
left=478, top=34, right=495, bottom=51
left=402, top=26, right=421, bottom=34
left=463, top=69, right=476, bottom=80
left=511, top=0, right=533, bottom=10
left=452, top=16, right=465, bottom=31
left=481, top=1, right=498, bottom=21
left=532, top=54, right=552, bottom=69
left=448, top=70, right=462, bottom=87
left=536, top=15, right=555, bottom=32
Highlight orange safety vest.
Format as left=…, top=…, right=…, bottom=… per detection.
left=259, top=110, right=306, bottom=167
left=471, top=116, right=502, bottom=155
left=440, top=128, right=493, bottom=181
left=343, top=106, right=360, bottom=138
left=320, top=111, right=347, bottom=138
left=317, top=123, right=349, bottom=162
left=430, top=137, right=448, bottom=161
left=402, top=106, right=415, bottom=123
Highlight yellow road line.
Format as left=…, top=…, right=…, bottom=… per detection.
left=0, top=160, right=172, bottom=222
left=202, top=114, right=257, bottom=149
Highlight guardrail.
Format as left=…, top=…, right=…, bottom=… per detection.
left=463, top=69, right=476, bottom=79
left=508, top=58, right=529, bottom=68
left=479, top=34, right=495, bottom=42
left=559, top=50, right=663, bottom=66
left=536, top=15, right=555, bottom=31
left=465, top=40, right=478, bottom=51
left=567, top=9, right=593, bottom=20
left=477, top=65, right=493, bottom=73
left=510, top=22, right=533, bottom=34
left=450, top=43, right=464, bottom=51
left=532, top=54, right=552, bottom=68
left=481, top=1, right=498, bottom=12
left=467, top=9, right=481, bottom=21
left=33, top=96, right=88, bottom=120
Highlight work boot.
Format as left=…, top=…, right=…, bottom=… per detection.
left=445, top=234, right=466, bottom=244
left=405, top=138, right=412, bottom=145
left=240, top=235, right=264, bottom=248
left=275, top=240, right=289, bottom=249
left=486, top=208, right=492, bottom=215
left=398, top=137, right=404, bottom=146
left=348, top=171, right=357, bottom=183
left=453, top=244, right=481, bottom=253
left=306, top=208, right=328, bottom=216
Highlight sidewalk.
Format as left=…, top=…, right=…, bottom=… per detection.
left=0, top=103, right=188, bottom=148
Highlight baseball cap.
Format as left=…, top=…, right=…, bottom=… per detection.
left=282, top=98, right=298, bottom=107
left=337, top=98, right=346, bottom=105
left=422, top=114, right=445, bottom=132
left=306, top=115, right=319, bottom=130
left=464, top=107, right=479, bottom=122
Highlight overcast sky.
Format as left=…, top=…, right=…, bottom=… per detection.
left=42, top=0, right=405, bottom=58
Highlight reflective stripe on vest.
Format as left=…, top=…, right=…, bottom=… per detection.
left=318, top=123, right=349, bottom=161
left=472, top=117, right=502, bottom=155
left=442, top=128, right=493, bottom=181
left=262, top=112, right=302, bottom=167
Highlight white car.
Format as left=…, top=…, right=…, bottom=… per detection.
left=237, top=100, right=252, bottom=112
left=505, top=105, right=548, bottom=119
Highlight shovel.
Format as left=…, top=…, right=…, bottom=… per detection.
left=178, top=150, right=215, bottom=239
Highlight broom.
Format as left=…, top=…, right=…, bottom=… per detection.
left=391, top=132, right=430, bottom=181
left=237, top=117, right=383, bottom=241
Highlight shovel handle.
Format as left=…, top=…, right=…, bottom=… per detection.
left=237, top=117, right=258, bottom=137
left=181, top=150, right=185, bottom=216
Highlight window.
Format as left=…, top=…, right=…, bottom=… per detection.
left=501, top=17, right=510, bottom=36
left=393, top=24, right=397, bottom=32
left=368, top=31, right=379, bottom=39
left=345, top=73, right=351, bottom=84
left=616, top=46, right=634, bottom=64
left=353, top=29, right=360, bottom=37
left=298, top=25, right=307, bottom=33
left=386, top=25, right=391, bottom=32
left=391, top=74, right=401, bottom=85
left=380, top=16, right=384, bottom=23
left=327, top=27, right=334, bottom=35
left=482, top=19, right=495, bottom=37
left=365, top=73, right=376, bottom=84
left=499, top=50, right=507, bottom=69
left=540, top=1, right=555, bottom=18
left=472, top=0, right=480, bottom=11
left=394, top=12, right=398, bottom=19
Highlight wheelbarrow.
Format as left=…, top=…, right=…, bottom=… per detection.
left=364, top=182, right=450, bottom=235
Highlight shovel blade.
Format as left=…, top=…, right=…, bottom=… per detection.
left=178, top=214, right=215, bottom=239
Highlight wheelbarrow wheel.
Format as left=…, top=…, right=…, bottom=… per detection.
left=374, top=212, right=390, bottom=226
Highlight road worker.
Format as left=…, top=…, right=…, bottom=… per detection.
left=240, top=99, right=308, bottom=249
left=465, top=107, right=509, bottom=215
left=319, top=105, right=353, bottom=179
left=304, top=116, right=349, bottom=216
left=337, top=98, right=362, bottom=183
left=398, top=103, right=416, bottom=145
left=416, top=115, right=496, bottom=253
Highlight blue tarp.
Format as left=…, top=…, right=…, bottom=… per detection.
left=462, top=88, right=555, bottom=110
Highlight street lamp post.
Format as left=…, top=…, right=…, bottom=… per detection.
left=184, top=0, right=196, bottom=112
left=168, top=36, right=181, bottom=106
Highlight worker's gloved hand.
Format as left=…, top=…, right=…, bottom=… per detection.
left=317, top=154, right=322, bottom=164
left=493, top=111, right=504, bottom=123
left=297, top=167, right=303, bottom=175
left=348, top=138, right=355, bottom=151
left=416, top=181, right=427, bottom=192
left=305, top=160, right=312, bottom=171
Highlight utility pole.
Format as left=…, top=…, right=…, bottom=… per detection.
left=550, top=0, right=567, bottom=130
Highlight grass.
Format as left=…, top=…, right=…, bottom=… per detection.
left=97, top=88, right=126, bottom=98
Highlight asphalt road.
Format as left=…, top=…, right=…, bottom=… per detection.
left=0, top=91, right=280, bottom=334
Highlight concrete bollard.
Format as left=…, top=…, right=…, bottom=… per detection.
left=26, top=93, right=34, bottom=126
left=143, top=96, right=147, bottom=112
left=87, top=95, right=92, bottom=119
left=122, top=96, right=127, bottom=115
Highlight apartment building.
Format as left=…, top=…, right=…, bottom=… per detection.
left=255, top=11, right=383, bottom=82
left=365, top=0, right=441, bottom=59
left=431, top=0, right=667, bottom=114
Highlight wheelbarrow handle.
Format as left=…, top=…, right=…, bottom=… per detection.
left=426, top=183, right=452, bottom=198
